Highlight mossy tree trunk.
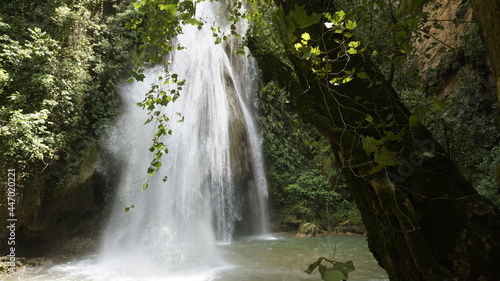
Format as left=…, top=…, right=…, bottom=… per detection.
left=251, top=1, right=500, bottom=279
left=293, top=56, right=500, bottom=280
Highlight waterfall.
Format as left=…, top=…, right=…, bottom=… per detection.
left=98, top=1, right=268, bottom=278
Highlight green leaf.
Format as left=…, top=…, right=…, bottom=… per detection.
left=147, top=167, right=155, bottom=176
left=290, top=5, right=322, bottom=29
left=423, top=151, right=435, bottom=158
left=345, top=20, right=357, bottom=30
left=153, top=160, right=162, bottom=169
left=305, top=257, right=324, bottom=274
left=346, top=48, right=357, bottom=55
left=310, top=46, right=321, bottom=56
left=368, top=163, right=385, bottom=175
left=374, top=146, right=399, bottom=166
left=409, top=115, right=419, bottom=128
left=383, top=130, right=403, bottom=142
left=342, top=76, right=353, bottom=83
left=348, top=41, right=360, bottom=48
left=318, top=264, right=327, bottom=275
left=361, top=136, right=383, bottom=154
left=158, top=4, right=177, bottom=15
left=409, top=105, right=430, bottom=127
left=321, top=268, right=347, bottom=281
left=331, top=261, right=355, bottom=276
left=357, top=71, right=369, bottom=79
left=332, top=10, right=345, bottom=24
left=124, top=205, right=135, bottom=212
left=301, top=32, right=311, bottom=41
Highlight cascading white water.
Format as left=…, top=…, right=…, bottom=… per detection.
left=98, top=1, right=268, bottom=278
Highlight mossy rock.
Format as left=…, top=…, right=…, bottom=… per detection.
left=297, top=223, right=320, bottom=237
left=333, top=221, right=365, bottom=235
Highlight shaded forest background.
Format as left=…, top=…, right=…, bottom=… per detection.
left=260, top=0, right=500, bottom=235
left=0, top=0, right=499, bottom=270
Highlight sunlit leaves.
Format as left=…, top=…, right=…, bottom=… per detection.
left=325, top=10, right=345, bottom=25
left=158, top=4, right=177, bottom=15
left=345, top=20, right=357, bottom=30
left=128, top=0, right=203, bottom=64
left=295, top=10, right=363, bottom=85
left=347, top=41, right=360, bottom=54
left=294, top=32, right=321, bottom=60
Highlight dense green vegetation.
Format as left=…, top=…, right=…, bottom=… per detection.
left=332, top=0, right=499, bottom=207
left=399, top=23, right=500, bottom=207
left=0, top=0, right=139, bottom=248
left=1, top=0, right=138, bottom=179
left=258, top=81, right=363, bottom=232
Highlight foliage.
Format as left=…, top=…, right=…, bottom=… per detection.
left=398, top=23, right=500, bottom=206
left=0, top=0, right=139, bottom=184
left=281, top=7, right=420, bottom=178
left=305, top=257, right=355, bottom=281
left=123, top=0, right=213, bottom=189
left=258, top=79, right=360, bottom=231
left=328, top=0, right=499, bottom=205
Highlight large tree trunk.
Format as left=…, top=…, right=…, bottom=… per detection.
left=252, top=1, right=500, bottom=279
left=294, top=56, right=500, bottom=280
left=470, top=0, right=500, bottom=104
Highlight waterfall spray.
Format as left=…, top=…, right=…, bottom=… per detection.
left=98, top=1, right=268, bottom=278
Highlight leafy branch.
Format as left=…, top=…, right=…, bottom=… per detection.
left=305, top=257, right=355, bottom=281
left=125, top=0, right=205, bottom=191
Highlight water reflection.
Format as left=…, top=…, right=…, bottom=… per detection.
left=213, top=233, right=388, bottom=281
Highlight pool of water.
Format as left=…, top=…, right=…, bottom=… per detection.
left=213, top=234, right=388, bottom=281
left=4, top=234, right=387, bottom=281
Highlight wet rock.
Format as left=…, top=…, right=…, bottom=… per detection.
left=297, top=223, right=320, bottom=237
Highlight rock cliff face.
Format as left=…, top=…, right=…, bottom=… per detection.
left=411, top=0, right=474, bottom=98
left=411, top=0, right=498, bottom=99
left=0, top=141, right=111, bottom=256
left=470, top=0, right=500, bottom=104
left=406, top=0, right=500, bottom=206
left=413, top=0, right=472, bottom=73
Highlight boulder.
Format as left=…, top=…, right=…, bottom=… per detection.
left=297, top=223, right=320, bottom=237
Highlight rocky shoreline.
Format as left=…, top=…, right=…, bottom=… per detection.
left=295, top=222, right=365, bottom=237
